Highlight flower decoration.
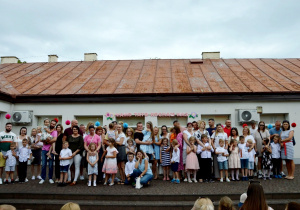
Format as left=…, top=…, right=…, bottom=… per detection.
left=123, top=123, right=128, bottom=129
left=65, top=120, right=71, bottom=125
left=95, top=121, right=101, bottom=127
left=242, top=123, right=248, bottom=128
left=291, top=122, right=296, bottom=128
left=5, top=114, right=11, bottom=119
left=267, top=124, right=273, bottom=129
left=54, top=118, right=59, bottom=123
left=106, top=112, right=113, bottom=121
left=189, top=112, right=198, bottom=119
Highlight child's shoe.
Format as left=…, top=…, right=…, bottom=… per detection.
left=263, top=177, right=267, bottom=181
left=193, top=179, right=198, bottom=183
left=175, top=179, right=180, bottom=184
left=209, top=179, right=215, bottom=183
left=93, top=181, right=97, bottom=187
left=15, top=177, right=19, bottom=182
left=280, top=171, right=286, bottom=177
left=274, top=175, right=278, bottom=179
left=267, top=177, right=272, bottom=180
left=37, top=175, right=42, bottom=180
left=4, top=180, right=9, bottom=185
left=103, top=182, right=107, bottom=186
left=278, top=175, right=282, bottom=179
left=25, top=178, right=28, bottom=182
left=226, top=178, right=230, bottom=182
left=220, top=178, right=223, bottom=182
left=245, top=177, right=249, bottom=181
left=88, top=182, right=91, bottom=187
left=11, top=179, right=14, bottom=184
left=109, top=182, right=114, bottom=186
left=188, top=179, right=192, bottom=183
left=183, top=178, right=188, bottom=182
left=171, top=179, right=176, bottom=183
left=32, top=176, right=35, bottom=180
left=0, top=178, right=2, bottom=185
left=166, top=177, right=170, bottom=181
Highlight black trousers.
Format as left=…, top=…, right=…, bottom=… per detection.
left=199, top=158, right=212, bottom=180
left=272, top=158, right=281, bottom=175
left=19, top=161, right=28, bottom=182
left=55, top=154, right=60, bottom=180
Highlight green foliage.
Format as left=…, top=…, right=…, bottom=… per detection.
left=18, top=59, right=27, bottom=63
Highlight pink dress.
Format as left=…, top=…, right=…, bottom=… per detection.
left=185, top=145, right=200, bottom=170
left=176, top=133, right=184, bottom=171
left=102, top=147, right=119, bottom=174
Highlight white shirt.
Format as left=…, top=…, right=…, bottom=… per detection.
left=238, top=143, right=249, bottom=159
left=211, top=132, right=228, bottom=148
left=125, top=160, right=135, bottom=176
left=245, top=135, right=256, bottom=144
left=18, top=146, right=32, bottom=162
left=271, top=142, right=281, bottom=159
left=197, top=142, right=214, bottom=158
left=171, top=148, right=180, bottom=163
left=116, top=132, right=126, bottom=145
left=248, top=148, right=256, bottom=162
left=60, top=148, right=72, bottom=166
left=4, top=150, right=17, bottom=166
left=215, top=146, right=228, bottom=162
left=31, top=134, right=43, bottom=147
left=183, top=130, right=194, bottom=149
left=250, top=127, right=257, bottom=136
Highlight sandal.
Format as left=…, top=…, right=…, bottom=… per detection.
left=287, top=176, right=294, bottom=180
left=120, top=181, right=125, bottom=185
left=117, top=181, right=121, bottom=185
left=109, top=182, right=114, bottom=186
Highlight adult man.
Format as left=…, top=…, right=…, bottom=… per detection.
left=79, top=124, right=87, bottom=138
left=223, top=120, right=232, bottom=137
left=79, top=124, right=86, bottom=180
left=39, top=120, right=57, bottom=184
left=134, top=122, right=151, bottom=151
left=173, top=120, right=186, bottom=132
left=192, top=121, right=198, bottom=131
left=206, top=119, right=216, bottom=137
left=0, top=123, right=16, bottom=185
left=249, top=120, right=257, bottom=136
left=63, top=120, right=83, bottom=141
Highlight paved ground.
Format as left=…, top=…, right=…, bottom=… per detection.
left=0, top=165, right=299, bottom=196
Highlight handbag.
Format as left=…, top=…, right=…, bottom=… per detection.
left=135, top=177, right=142, bottom=189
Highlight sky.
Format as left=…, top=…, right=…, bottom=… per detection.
left=0, top=0, right=299, bottom=62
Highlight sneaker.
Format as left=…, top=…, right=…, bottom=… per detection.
left=241, top=177, right=244, bottom=181
left=263, top=177, right=266, bottom=181
left=109, top=182, right=114, bottom=186
left=80, top=175, right=84, bottom=180
left=37, top=175, right=42, bottom=180
left=220, top=178, right=223, bottom=182
left=209, top=179, right=215, bottom=183
left=193, top=179, right=198, bottom=183
left=274, top=175, right=278, bottom=179
left=278, top=175, right=282, bottom=179
left=0, top=178, right=2, bottom=185
left=267, top=177, right=272, bottom=180
left=254, top=172, right=257, bottom=176
left=175, top=179, right=180, bottom=184
left=15, top=177, right=19, bottom=182
left=171, top=179, right=176, bottom=183
left=4, top=180, right=9, bottom=185
left=25, top=178, right=28, bottom=182
left=88, top=182, right=91, bottom=187
left=32, top=176, right=36, bottom=180
left=245, top=177, right=249, bottom=181
left=258, top=173, right=263, bottom=179
left=39, top=179, right=45, bottom=184
left=280, top=171, right=286, bottom=177
left=49, top=179, right=54, bottom=184
left=11, top=179, right=14, bottom=184
left=226, top=178, right=230, bottom=182
left=188, top=179, right=192, bottom=183
left=93, top=182, right=97, bottom=187
left=204, top=179, right=208, bottom=183
left=103, top=182, right=107, bottom=186
left=183, top=178, right=187, bottom=182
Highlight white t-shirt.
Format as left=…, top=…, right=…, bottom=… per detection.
left=245, top=135, right=255, bottom=144
left=183, top=130, right=194, bottom=149
left=271, top=142, right=281, bottom=159
left=250, top=127, right=257, bottom=136
left=116, top=132, right=126, bottom=145
left=238, top=143, right=249, bottom=159
left=248, top=148, right=256, bottom=162
left=60, top=148, right=72, bottom=166
left=125, top=160, right=135, bottom=176
left=197, top=142, right=214, bottom=158
left=216, top=147, right=228, bottom=162
left=171, top=148, right=180, bottom=163
left=211, top=132, right=228, bottom=148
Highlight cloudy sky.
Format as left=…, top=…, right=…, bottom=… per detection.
left=0, top=0, right=299, bottom=62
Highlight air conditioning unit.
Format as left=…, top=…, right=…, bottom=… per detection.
left=238, top=109, right=259, bottom=123
left=12, top=111, right=32, bottom=124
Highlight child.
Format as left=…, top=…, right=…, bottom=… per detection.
left=125, top=152, right=135, bottom=185
left=228, top=139, right=240, bottom=181
left=126, top=139, right=136, bottom=161
left=271, top=136, right=282, bottom=178
left=87, top=143, right=99, bottom=187
left=58, top=141, right=72, bottom=187
left=262, top=139, right=273, bottom=180
left=185, top=136, right=199, bottom=183
left=219, top=196, right=235, bottom=210
left=40, top=119, right=56, bottom=157
left=105, top=123, right=116, bottom=140
left=197, top=134, right=214, bottom=183
left=160, top=137, right=171, bottom=181
left=18, top=139, right=32, bottom=183
left=4, top=143, right=18, bottom=184
left=215, top=139, right=230, bottom=182
left=247, top=139, right=256, bottom=180
left=101, top=138, right=118, bottom=186
left=170, top=139, right=180, bottom=184
left=238, top=136, right=249, bottom=181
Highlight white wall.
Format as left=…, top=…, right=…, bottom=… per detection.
left=1, top=100, right=299, bottom=163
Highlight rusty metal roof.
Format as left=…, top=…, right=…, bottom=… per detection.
left=0, top=58, right=300, bottom=97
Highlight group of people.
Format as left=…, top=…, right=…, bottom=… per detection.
left=0, top=117, right=296, bottom=188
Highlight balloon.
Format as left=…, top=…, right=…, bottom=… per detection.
left=291, top=122, right=296, bottom=128
left=268, top=124, right=272, bottom=129
left=54, top=118, right=59, bottom=123
left=95, top=121, right=100, bottom=127
left=65, top=120, right=71, bottom=125
left=5, top=114, right=11, bottom=119
left=242, top=124, right=248, bottom=128
left=123, top=123, right=128, bottom=129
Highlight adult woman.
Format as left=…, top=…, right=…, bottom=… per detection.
left=182, top=123, right=194, bottom=181
left=115, top=124, right=126, bottom=184
left=125, top=127, right=135, bottom=146
left=160, top=125, right=170, bottom=144
left=253, top=121, right=270, bottom=178
left=242, top=127, right=255, bottom=146
left=152, top=127, right=161, bottom=179
left=280, top=120, right=295, bottom=180
left=30, top=128, right=43, bottom=180
left=67, top=126, right=84, bottom=186
left=174, top=126, right=184, bottom=176
left=229, top=127, right=239, bottom=143
left=95, top=126, right=105, bottom=183
left=241, top=183, right=273, bottom=210
left=140, top=121, right=154, bottom=160
left=211, top=123, right=228, bottom=179
left=54, top=124, right=64, bottom=182
left=130, top=150, right=153, bottom=185
left=194, top=120, right=210, bottom=145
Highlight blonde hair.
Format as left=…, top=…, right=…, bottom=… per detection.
left=243, top=127, right=250, bottom=135
left=172, top=139, right=178, bottom=146
left=189, top=136, right=196, bottom=143
left=197, top=120, right=206, bottom=129
left=192, top=197, right=214, bottom=210
left=86, top=121, right=94, bottom=133
left=219, top=139, right=225, bottom=144
left=88, top=142, right=97, bottom=151
left=126, top=127, right=134, bottom=138
left=0, top=205, right=16, bottom=210
left=215, top=124, right=224, bottom=136
left=36, top=126, right=42, bottom=134
left=153, top=126, right=160, bottom=139
left=146, top=121, right=154, bottom=141
left=219, top=196, right=235, bottom=210
left=60, top=202, right=80, bottom=210
left=247, top=139, right=253, bottom=143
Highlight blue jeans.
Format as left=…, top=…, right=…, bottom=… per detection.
left=130, top=169, right=153, bottom=185
left=41, top=150, right=54, bottom=180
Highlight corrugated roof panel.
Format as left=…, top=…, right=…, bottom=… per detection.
left=5, top=63, right=46, bottom=82
left=153, top=77, right=172, bottom=93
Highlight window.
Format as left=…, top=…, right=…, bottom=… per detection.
left=157, top=117, right=188, bottom=128
left=201, top=115, right=230, bottom=127
left=116, top=117, right=145, bottom=128
left=36, top=116, right=62, bottom=126
left=75, top=116, right=103, bottom=127
left=260, top=114, right=287, bottom=125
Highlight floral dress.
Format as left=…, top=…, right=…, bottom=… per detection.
left=262, top=146, right=273, bottom=170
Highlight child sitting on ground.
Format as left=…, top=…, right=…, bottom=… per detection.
left=215, top=139, right=230, bottom=182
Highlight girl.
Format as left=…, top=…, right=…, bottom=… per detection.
left=126, top=139, right=136, bottom=160
left=160, top=137, right=171, bottom=181
left=182, top=123, right=194, bottom=181
left=125, top=127, right=135, bottom=147
left=101, top=138, right=118, bottom=186
left=115, top=124, right=126, bottom=184
left=228, top=139, right=240, bottom=181
left=219, top=196, right=235, bottom=210
left=87, top=143, right=99, bottom=187
left=105, top=123, right=116, bottom=141
left=271, top=135, right=281, bottom=178
left=261, top=139, right=272, bottom=180
left=186, top=136, right=200, bottom=183
left=152, top=127, right=161, bottom=180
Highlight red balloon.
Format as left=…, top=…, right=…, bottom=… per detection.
left=54, top=118, right=59, bottom=123
left=242, top=123, right=248, bottom=128
left=291, top=122, right=296, bottom=128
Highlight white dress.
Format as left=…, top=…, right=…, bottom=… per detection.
left=88, top=153, right=98, bottom=175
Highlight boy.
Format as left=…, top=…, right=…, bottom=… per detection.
left=125, top=152, right=135, bottom=185
left=238, top=136, right=249, bottom=181
left=4, top=143, right=18, bottom=184
left=215, top=139, right=230, bottom=182
left=18, top=139, right=32, bottom=183
left=171, top=139, right=180, bottom=184
left=271, top=136, right=282, bottom=178
left=247, top=139, right=255, bottom=180
left=58, top=141, right=72, bottom=186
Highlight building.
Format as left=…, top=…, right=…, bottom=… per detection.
left=1, top=52, right=300, bottom=163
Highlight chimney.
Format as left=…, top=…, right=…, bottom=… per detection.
left=1, top=56, right=19, bottom=64
left=84, top=53, right=97, bottom=61
left=202, top=51, right=220, bottom=59
left=48, top=54, right=58, bottom=62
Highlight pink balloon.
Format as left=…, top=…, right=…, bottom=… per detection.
left=65, top=120, right=71, bottom=125
left=5, top=114, right=11, bottom=119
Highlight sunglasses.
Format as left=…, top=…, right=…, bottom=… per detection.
left=259, top=124, right=265, bottom=126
